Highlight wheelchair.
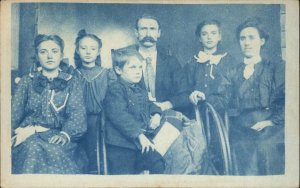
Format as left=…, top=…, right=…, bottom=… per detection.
left=84, top=110, right=108, bottom=175
left=194, top=102, right=233, bottom=175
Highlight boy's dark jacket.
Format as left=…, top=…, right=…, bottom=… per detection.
left=104, top=78, right=162, bottom=150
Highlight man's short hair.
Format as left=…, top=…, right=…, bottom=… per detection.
left=135, top=14, right=161, bottom=29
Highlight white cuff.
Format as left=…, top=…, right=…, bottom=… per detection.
left=60, top=131, right=71, bottom=143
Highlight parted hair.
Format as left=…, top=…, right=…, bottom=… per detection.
left=236, top=17, right=269, bottom=42
left=34, top=34, right=65, bottom=53
left=74, top=29, right=102, bottom=68
left=32, top=34, right=74, bottom=74
left=195, top=20, right=221, bottom=37
left=33, top=34, right=65, bottom=69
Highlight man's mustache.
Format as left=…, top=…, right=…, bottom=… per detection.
left=140, top=37, right=156, bottom=43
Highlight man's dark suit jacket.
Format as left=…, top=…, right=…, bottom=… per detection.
left=112, top=44, right=189, bottom=110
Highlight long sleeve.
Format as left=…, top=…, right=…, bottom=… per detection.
left=168, top=56, right=190, bottom=109
left=184, top=59, right=197, bottom=93
left=207, top=54, right=239, bottom=113
left=11, top=76, right=30, bottom=130
left=62, top=76, right=87, bottom=141
left=182, top=59, right=201, bottom=105
left=269, top=61, right=285, bottom=126
left=270, top=84, right=284, bottom=126
left=207, top=66, right=236, bottom=113
left=104, top=83, right=145, bottom=141
left=149, top=101, right=162, bottom=115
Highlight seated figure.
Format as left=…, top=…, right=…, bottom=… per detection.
left=11, top=34, right=87, bottom=174
left=104, top=49, right=206, bottom=174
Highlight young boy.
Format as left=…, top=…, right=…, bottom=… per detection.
left=104, top=49, right=183, bottom=174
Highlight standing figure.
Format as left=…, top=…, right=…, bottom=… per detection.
left=228, top=18, right=285, bottom=175
left=74, top=29, right=116, bottom=173
left=114, top=14, right=189, bottom=113
left=11, top=34, right=87, bottom=174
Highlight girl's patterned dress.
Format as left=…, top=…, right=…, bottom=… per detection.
left=12, top=69, right=87, bottom=174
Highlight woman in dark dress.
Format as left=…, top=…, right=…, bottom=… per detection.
left=227, top=18, right=285, bottom=175
left=11, top=34, right=87, bottom=174
left=184, top=20, right=238, bottom=174
left=186, top=20, right=237, bottom=117
left=74, top=29, right=116, bottom=173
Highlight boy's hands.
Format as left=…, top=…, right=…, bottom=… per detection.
left=138, top=134, right=155, bottom=153
left=149, top=113, right=161, bottom=130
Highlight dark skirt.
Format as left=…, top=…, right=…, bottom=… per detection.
left=81, top=114, right=102, bottom=173
left=230, top=109, right=284, bottom=175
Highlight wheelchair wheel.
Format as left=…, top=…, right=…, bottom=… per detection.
left=195, top=102, right=232, bottom=175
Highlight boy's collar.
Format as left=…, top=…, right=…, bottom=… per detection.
left=118, top=77, right=143, bottom=89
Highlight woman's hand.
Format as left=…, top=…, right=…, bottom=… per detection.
left=189, top=90, right=206, bottom=105
left=138, top=134, right=155, bottom=153
left=48, top=133, right=68, bottom=146
left=149, top=113, right=161, bottom=130
left=251, top=120, right=273, bottom=132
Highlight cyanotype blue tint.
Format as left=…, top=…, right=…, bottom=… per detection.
left=11, top=3, right=285, bottom=176
left=13, top=3, right=282, bottom=74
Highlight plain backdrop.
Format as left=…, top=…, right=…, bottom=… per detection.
left=12, top=3, right=283, bottom=75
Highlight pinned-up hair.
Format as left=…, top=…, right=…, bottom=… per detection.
left=236, top=17, right=269, bottom=42
left=195, top=20, right=221, bottom=37
left=74, top=29, right=102, bottom=68
left=32, top=34, right=74, bottom=75
left=34, top=34, right=65, bottom=53
left=33, top=34, right=65, bottom=70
